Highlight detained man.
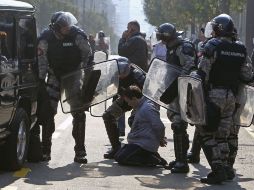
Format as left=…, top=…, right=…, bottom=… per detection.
left=114, top=85, right=167, bottom=167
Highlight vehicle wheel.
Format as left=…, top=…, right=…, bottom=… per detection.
left=0, top=108, right=30, bottom=171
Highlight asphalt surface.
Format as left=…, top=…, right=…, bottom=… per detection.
left=1, top=107, right=254, bottom=190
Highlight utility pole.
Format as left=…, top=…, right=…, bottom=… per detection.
left=246, top=0, right=254, bottom=54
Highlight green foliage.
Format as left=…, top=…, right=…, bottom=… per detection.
left=144, top=0, right=246, bottom=31
left=22, top=0, right=117, bottom=53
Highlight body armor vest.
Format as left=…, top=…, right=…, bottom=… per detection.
left=209, top=40, right=246, bottom=88
left=41, top=27, right=86, bottom=77
left=166, top=47, right=180, bottom=66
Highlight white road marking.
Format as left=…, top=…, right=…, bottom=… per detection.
left=161, top=118, right=170, bottom=123
left=57, top=116, right=72, bottom=130
left=52, top=132, right=61, bottom=139
left=245, top=127, right=254, bottom=138
left=1, top=186, right=18, bottom=190
left=51, top=116, right=72, bottom=139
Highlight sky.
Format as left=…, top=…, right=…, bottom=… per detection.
left=112, top=0, right=155, bottom=38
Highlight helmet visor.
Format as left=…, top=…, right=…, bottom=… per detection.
left=204, top=22, right=213, bottom=38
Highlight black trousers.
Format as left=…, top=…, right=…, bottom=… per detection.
left=115, top=144, right=164, bottom=166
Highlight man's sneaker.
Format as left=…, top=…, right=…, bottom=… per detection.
left=74, top=151, right=87, bottom=164
left=104, top=147, right=120, bottom=159
left=187, top=152, right=200, bottom=163
left=41, top=153, right=51, bottom=162
left=170, top=162, right=189, bottom=173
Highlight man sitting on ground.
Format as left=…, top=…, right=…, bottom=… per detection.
left=114, top=85, right=167, bottom=167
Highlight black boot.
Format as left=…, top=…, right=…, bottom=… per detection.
left=224, top=165, right=235, bottom=180
left=171, top=133, right=189, bottom=173
left=201, top=165, right=227, bottom=184
left=103, top=113, right=121, bottom=159
left=187, top=130, right=201, bottom=163
left=72, top=113, right=87, bottom=164
left=74, top=150, right=87, bottom=164
left=41, top=121, right=55, bottom=162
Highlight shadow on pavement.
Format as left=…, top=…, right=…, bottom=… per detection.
left=4, top=159, right=252, bottom=189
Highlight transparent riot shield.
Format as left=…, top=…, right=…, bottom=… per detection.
left=60, top=59, right=119, bottom=113
left=234, top=84, right=254, bottom=127
left=89, top=54, right=121, bottom=117
left=94, top=51, right=107, bottom=63
left=178, top=75, right=207, bottom=125
left=142, top=58, right=182, bottom=111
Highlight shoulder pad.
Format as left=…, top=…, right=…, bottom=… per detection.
left=203, top=38, right=221, bottom=58
left=38, top=29, right=53, bottom=41
left=70, top=26, right=88, bottom=39
left=181, top=41, right=196, bottom=57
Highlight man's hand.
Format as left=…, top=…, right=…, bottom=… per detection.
left=122, top=30, right=130, bottom=39
left=160, top=137, right=167, bottom=147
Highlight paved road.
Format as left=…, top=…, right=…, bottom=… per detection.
left=1, top=108, right=254, bottom=190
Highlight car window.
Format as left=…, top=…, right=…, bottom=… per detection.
left=0, top=12, right=15, bottom=60
left=17, top=18, right=36, bottom=61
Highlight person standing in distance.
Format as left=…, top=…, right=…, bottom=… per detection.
left=118, top=20, right=148, bottom=72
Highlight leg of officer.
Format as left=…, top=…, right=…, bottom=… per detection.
left=187, top=128, right=201, bottom=163
left=65, top=72, right=87, bottom=164
left=224, top=124, right=240, bottom=180
left=103, top=97, right=131, bottom=159
left=41, top=72, right=59, bottom=161
left=167, top=110, right=189, bottom=173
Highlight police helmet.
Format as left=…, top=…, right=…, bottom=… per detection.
left=98, top=31, right=105, bottom=38
left=51, top=12, right=77, bottom=33
left=117, top=56, right=130, bottom=77
left=211, top=14, right=234, bottom=37
left=50, top=11, right=64, bottom=24
left=156, top=23, right=183, bottom=42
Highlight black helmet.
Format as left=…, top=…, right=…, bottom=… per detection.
left=50, top=11, right=64, bottom=24
left=117, top=56, right=130, bottom=77
left=156, top=23, right=182, bottom=42
left=98, top=31, right=105, bottom=38
left=50, top=12, right=77, bottom=33
left=211, top=14, right=234, bottom=37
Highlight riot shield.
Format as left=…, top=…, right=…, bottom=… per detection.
left=234, top=84, right=254, bottom=127
left=142, top=58, right=182, bottom=110
left=60, top=59, right=119, bottom=113
left=94, top=51, right=107, bottom=63
left=89, top=54, right=120, bottom=116
left=178, top=75, right=207, bottom=125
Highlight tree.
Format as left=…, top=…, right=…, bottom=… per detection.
left=143, top=0, right=246, bottom=33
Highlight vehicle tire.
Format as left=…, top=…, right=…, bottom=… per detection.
left=0, top=108, right=30, bottom=171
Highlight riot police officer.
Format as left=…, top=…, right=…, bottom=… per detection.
left=156, top=23, right=197, bottom=173
left=37, top=11, right=92, bottom=163
left=197, top=14, right=253, bottom=184
left=102, top=56, right=146, bottom=159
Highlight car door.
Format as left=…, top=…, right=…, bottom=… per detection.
left=0, top=12, right=18, bottom=126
